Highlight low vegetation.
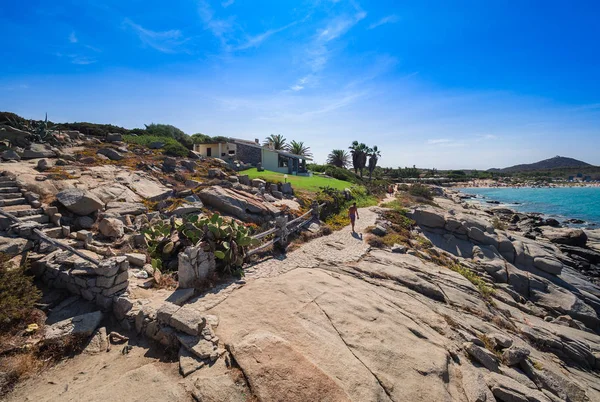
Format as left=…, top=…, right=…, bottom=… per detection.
left=317, top=186, right=379, bottom=230
left=123, top=135, right=189, bottom=157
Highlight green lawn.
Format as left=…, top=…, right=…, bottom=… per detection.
left=242, top=168, right=351, bottom=192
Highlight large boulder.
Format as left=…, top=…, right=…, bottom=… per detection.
left=56, top=188, right=104, bottom=216
left=198, top=186, right=279, bottom=223
left=21, top=143, right=56, bottom=159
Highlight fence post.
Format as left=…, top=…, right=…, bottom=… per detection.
left=311, top=201, right=320, bottom=220
left=275, top=215, right=288, bottom=249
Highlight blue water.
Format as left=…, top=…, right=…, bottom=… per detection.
left=460, top=187, right=600, bottom=226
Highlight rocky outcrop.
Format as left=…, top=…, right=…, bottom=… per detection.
left=198, top=186, right=280, bottom=223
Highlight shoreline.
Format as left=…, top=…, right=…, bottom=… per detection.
left=449, top=188, right=599, bottom=229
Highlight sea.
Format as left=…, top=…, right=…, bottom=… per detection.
left=459, top=187, right=600, bottom=227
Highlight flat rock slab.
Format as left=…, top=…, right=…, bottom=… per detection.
left=44, top=310, right=103, bottom=340
left=179, top=346, right=204, bottom=377
left=177, top=333, right=217, bottom=360
left=170, top=307, right=206, bottom=336
left=230, top=332, right=352, bottom=402
left=166, top=288, right=195, bottom=306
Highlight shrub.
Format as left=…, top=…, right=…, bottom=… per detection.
left=408, top=184, right=433, bottom=200
left=0, top=255, right=41, bottom=329
left=164, top=142, right=189, bottom=157
left=308, top=164, right=362, bottom=184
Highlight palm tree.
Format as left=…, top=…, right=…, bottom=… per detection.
left=349, top=141, right=370, bottom=177
left=288, top=140, right=313, bottom=158
left=327, top=149, right=350, bottom=168
left=367, top=145, right=381, bottom=181
left=263, top=134, right=288, bottom=150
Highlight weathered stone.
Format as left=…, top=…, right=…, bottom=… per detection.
left=485, top=372, right=552, bottom=402
left=157, top=302, right=180, bottom=324
left=464, top=342, right=500, bottom=372
left=56, top=188, right=103, bottom=216
left=44, top=311, right=103, bottom=340
left=83, top=326, right=108, bottom=354
left=502, top=346, right=530, bottom=366
left=1, top=149, right=21, bottom=161
left=170, top=307, right=206, bottom=336
left=177, top=333, right=217, bottom=360
left=106, top=133, right=122, bottom=142
left=76, top=216, right=95, bottom=229
left=98, top=217, right=124, bottom=239
left=411, top=209, right=446, bottom=228
left=488, top=332, right=513, bottom=349
left=97, top=148, right=124, bottom=161
left=544, top=228, right=587, bottom=247
left=96, top=274, right=116, bottom=288
left=179, top=346, right=205, bottom=377
left=37, top=158, right=49, bottom=171
left=198, top=186, right=279, bottom=223
left=101, top=281, right=128, bottom=297
left=372, top=225, right=387, bottom=236
left=281, top=182, right=293, bottom=194
left=166, top=288, right=196, bottom=306
left=533, top=257, right=562, bottom=275
left=459, top=365, right=495, bottom=402
left=251, top=178, right=266, bottom=188
left=125, top=253, right=146, bottom=267
left=178, top=244, right=216, bottom=288
left=112, top=295, right=133, bottom=321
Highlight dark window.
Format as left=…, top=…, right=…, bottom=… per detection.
left=278, top=155, right=288, bottom=168
left=206, top=147, right=212, bottom=156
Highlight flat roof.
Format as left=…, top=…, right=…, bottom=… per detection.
left=231, top=138, right=312, bottom=160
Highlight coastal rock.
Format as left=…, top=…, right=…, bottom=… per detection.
left=198, top=186, right=279, bottom=223
left=97, top=148, right=124, bottom=161
left=411, top=209, right=446, bottom=228
left=533, top=257, right=563, bottom=275
left=543, top=228, right=588, bottom=247
left=98, top=217, right=124, bottom=239
left=464, top=342, right=500, bottom=372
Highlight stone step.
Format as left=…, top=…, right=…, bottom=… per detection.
left=0, top=181, right=17, bottom=188
left=0, top=193, right=24, bottom=200
left=13, top=208, right=44, bottom=217
left=0, top=176, right=15, bottom=183
left=0, top=187, right=21, bottom=193
left=42, top=227, right=64, bottom=239
left=20, top=214, right=50, bottom=224
left=0, top=198, right=27, bottom=206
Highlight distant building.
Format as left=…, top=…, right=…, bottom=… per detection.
left=577, top=172, right=583, bottom=178
left=568, top=176, right=574, bottom=181
left=193, top=138, right=311, bottom=175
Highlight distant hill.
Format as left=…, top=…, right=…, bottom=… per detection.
left=489, top=156, right=593, bottom=173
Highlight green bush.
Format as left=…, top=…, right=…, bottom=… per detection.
left=0, top=255, right=41, bottom=329
left=123, top=135, right=189, bottom=157
left=408, top=183, right=433, bottom=200
left=164, top=142, right=189, bottom=157
left=308, top=164, right=362, bottom=184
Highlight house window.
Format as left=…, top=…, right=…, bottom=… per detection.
left=206, top=147, right=212, bottom=157
left=228, top=150, right=235, bottom=155
left=278, top=155, right=288, bottom=168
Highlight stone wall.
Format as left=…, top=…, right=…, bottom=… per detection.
left=32, top=251, right=129, bottom=310
left=178, top=242, right=216, bottom=288
left=236, top=143, right=261, bottom=166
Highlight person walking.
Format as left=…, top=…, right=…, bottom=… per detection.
left=348, top=202, right=359, bottom=233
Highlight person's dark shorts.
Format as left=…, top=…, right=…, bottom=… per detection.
left=349, top=214, right=356, bottom=223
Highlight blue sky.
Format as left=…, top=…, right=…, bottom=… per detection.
left=1, top=0, right=599, bottom=169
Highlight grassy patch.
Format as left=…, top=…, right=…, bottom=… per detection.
left=324, top=194, right=379, bottom=230
left=448, top=262, right=494, bottom=299
left=492, top=217, right=506, bottom=231
left=243, top=168, right=351, bottom=192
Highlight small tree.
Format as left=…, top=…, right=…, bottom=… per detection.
left=327, top=149, right=350, bottom=168
left=349, top=141, right=369, bottom=176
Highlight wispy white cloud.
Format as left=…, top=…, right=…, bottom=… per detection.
left=292, top=6, right=366, bottom=91
left=69, top=31, right=78, bottom=43
left=221, top=0, right=234, bottom=7
left=428, top=138, right=452, bottom=144
left=234, top=21, right=297, bottom=51
left=198, top=0, right=234, bottom=47
left=123, top=18, right=188, bottom=53
left=368, top=14, right=399, bottom=30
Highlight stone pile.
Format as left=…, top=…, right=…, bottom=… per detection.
left=31, top=252, right=129, bottom=310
